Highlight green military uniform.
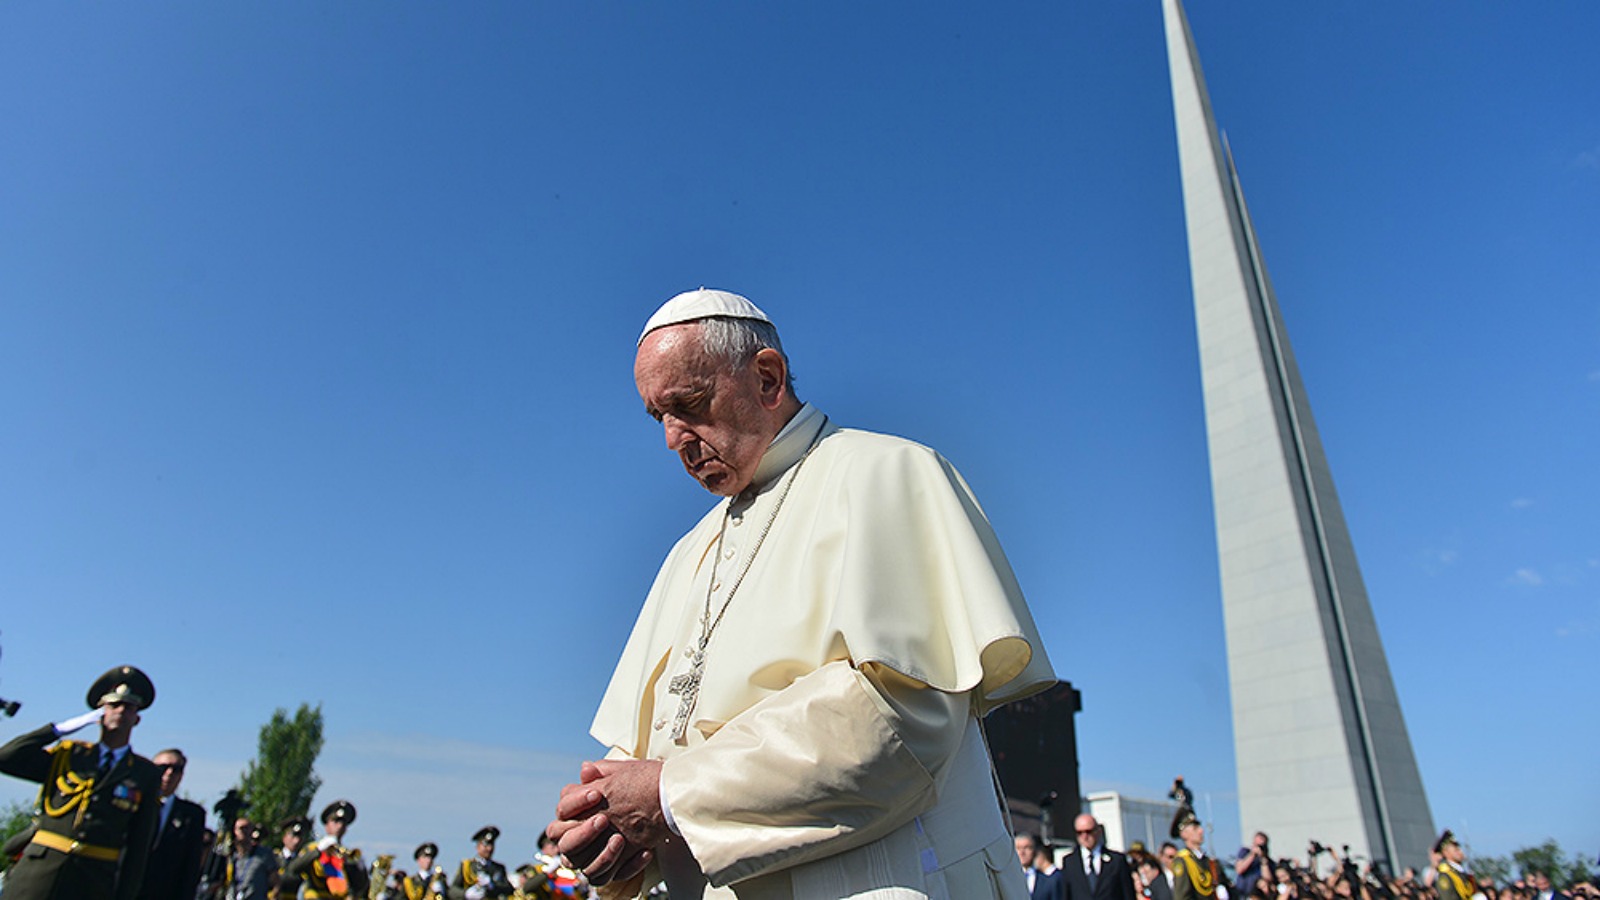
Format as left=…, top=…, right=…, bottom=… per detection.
left=509, top=864, right=550, bottom=900
left=1168, top=802, right=1229, bottom=900
left=1171, top=847, right=1228, bottom=900
left=285, top=801, right=368, bottom=900
left=449, top=827, right=511, bottom=900
left=1436, top=863, right=1477, bottom=900
left=1434, top=831, right=1476, bottom=900
left=402, top=843, right=449, bottom=900
left=271, top=817, right=312, bottom=900
left=0, top=666, right=162, bottom=900
left=403, top=871, right=451, bottom=900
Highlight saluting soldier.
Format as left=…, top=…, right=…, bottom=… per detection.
left=0, top=665, right=164, bottom=900
left=1433, top=831, right=1477, bottom=900
left=1169, top=805, right=1230, bottom=900
left=449, top=827, right=511, bottom=900
left=286, top=801, right=368, bottom=900
left=272, top=816, right=313, bottom=900
left=402, top=843, right=449, bottom=900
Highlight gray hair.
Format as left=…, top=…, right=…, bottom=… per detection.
left=698, top=316, right=797, bottom=395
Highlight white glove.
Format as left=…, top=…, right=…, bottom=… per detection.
left=54, top=708, right=104, bottom=736
left=317, top=835, right=338, bottom=852
left=465, top=887, right=486, bottom=900
left=477, top=875, right=491, bottom=886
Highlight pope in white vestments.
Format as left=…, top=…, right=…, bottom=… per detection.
left=551, top=289, right=1056, bottom=900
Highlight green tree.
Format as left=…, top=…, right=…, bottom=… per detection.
left=1470, top=852, right=1511, bottom=887
left=1511, top=839, right=1590, bottom=890
left=0, top=799, right=34, bottom=874
left=235, top=703, right=324, bottom=846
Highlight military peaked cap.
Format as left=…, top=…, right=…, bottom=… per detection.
left=87, top=665, right=155, bottom=710
left=321, top=800, right=357, bottom=825
left=415, top=842, right=439, bottom=859
left=473, top=825, right=500, bottom=844
left=1169, top=805, right=1200, bottom=839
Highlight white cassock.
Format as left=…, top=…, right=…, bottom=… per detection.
left=592, top=404, right=1056, bottom=899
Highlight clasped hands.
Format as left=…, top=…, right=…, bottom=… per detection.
left=546, top=759, right=670, bottom=887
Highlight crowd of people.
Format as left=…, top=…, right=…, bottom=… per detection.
left=2, top=664, right=1595, bottom=900
left=0, top=665, right=595, bottom=900
left=188, top=813, right=594, bottom=900
left=1012, top=808, right=1596, bottom=900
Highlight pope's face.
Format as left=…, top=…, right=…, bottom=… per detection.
left=635, top=324, right=780, bottom=497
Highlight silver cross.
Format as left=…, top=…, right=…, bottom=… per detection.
left=666, top=651, right=705, bottom=744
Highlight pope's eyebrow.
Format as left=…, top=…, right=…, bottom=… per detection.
left=645, top=384, right=712, bottom=421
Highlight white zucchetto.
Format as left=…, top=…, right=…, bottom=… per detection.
left=638, top=288, right=773, bottom=345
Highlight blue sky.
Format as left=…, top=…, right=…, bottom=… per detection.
left=2, top=0, right=1595, bottom=872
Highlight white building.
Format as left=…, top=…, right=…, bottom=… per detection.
left=1085, top=791, right=1182, bottom=854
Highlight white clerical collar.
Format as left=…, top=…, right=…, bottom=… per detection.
left=747, top=403, right=825, bottom=492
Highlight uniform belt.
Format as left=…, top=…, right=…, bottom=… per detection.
left=30, top=829, right=121, bottom=862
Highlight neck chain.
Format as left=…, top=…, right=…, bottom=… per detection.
left=666, top=417, right=827, bottom=744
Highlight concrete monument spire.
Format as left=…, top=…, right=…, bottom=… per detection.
left=1160, top=0, right=1435, bottom=870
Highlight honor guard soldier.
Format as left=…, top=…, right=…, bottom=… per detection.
left=271, top=816, right=312, bottom=900
left=1169, top=804, right=1230, bottom=900
left=510, top=864, right=550, bottom=900
left=286, top=801, right=368, bottom=899
left=403, top=842, right=449, bottom=900
left=1433, top=831, right=1477, bottom=900
left=450, top=827, right=512, bottom=900
left=0, top=665, right=163, bottom=900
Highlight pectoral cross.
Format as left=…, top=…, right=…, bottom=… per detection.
left=666, top=650, right=705, bottom=745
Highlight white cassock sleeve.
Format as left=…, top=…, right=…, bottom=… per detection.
left=659, top=658, right=969, bottom=888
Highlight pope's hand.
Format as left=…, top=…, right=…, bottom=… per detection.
left=547, top=759, right=664, bottom=886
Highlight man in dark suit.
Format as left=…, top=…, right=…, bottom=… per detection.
left=1063, top=814, right=1137, bottom=900
left=0, top=665, right=163, bottom=900
left=134, top=748, right=208, bottom=900
left=1016, top=832, right=1067, bottom=900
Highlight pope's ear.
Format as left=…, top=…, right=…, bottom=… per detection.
left=751, top=348, right=788, bottom=407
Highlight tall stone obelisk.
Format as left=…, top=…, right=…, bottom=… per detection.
left=1161, top=0, right=1435, bottom=870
